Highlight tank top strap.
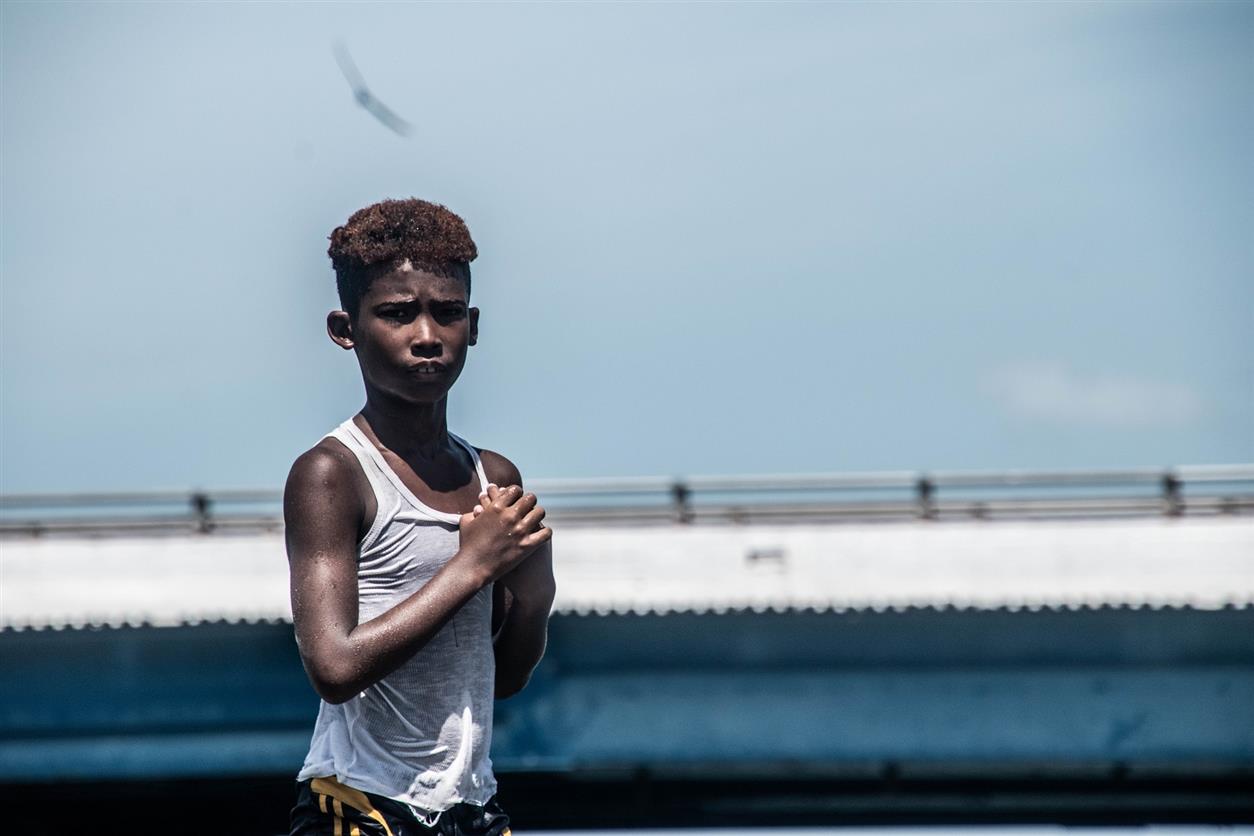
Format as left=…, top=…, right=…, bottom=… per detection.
left=319, top=420, right=400, bottom=547
left=324, top=421, right=396, bottom=507
left=449, top=432, right=491, bottom=493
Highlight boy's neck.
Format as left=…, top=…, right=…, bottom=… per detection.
left=359, top=394, right=451, bottom=459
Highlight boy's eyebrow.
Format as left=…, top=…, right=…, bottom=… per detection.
left=372, top=296, right=467, bottom=306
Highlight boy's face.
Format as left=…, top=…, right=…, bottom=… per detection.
left=328, top=261, right=478, bottom=405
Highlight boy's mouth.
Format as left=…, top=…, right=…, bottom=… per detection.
left=407, top=362, right=446, bottom=377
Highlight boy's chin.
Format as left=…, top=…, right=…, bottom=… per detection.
left=414, top=377, right=465, bottom=400
left=399, top=385, right=452, bottom=404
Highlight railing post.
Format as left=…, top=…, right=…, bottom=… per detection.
left=916, top=476, right=936, bottom=520
left=672, top=481, right=693, bottom=524
left=1162, top=472, right=1182, bottom=517
left=191, top=492, right=213, bottom=533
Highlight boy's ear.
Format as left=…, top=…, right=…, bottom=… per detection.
left=469, top=307, right=479, bottom=347
left=327, top=311, right=355, bottom=350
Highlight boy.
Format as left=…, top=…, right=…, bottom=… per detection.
left=285, top=198, right=554, bottom=835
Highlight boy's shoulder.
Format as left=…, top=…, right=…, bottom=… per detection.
left=286, top=437, right=526, bottom=500
left=284, top=432, right=528, bottom=512
left=472, top=446, right=525, bottom=488
left=288, top=435, right=363, bottom=486
left=283, top=437, right=372, bottom=522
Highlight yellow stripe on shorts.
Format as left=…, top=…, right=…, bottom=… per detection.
left=310, top=776, right=396, bottom=836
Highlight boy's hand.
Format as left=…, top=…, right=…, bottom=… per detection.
left=475, top=488, right=556, bottom=603
left=458, top=484, right=550, bottom=584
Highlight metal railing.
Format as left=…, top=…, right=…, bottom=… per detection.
left=2, top=464, right=1251, bottom=536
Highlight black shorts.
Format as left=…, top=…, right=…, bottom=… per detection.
left=290, top=776, right=511, bottom=836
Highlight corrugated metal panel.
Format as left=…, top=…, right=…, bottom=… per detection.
left=3, top=516, right=1250, bottom=630
left=552, top=517, right=1254, bottom=615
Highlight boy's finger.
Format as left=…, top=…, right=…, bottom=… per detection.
left=513, top=492, right=538, bottom=517
left=496, top=485, right=524, bottom=507
left=520, top=526, right=554, bottom=550
left=519, top=506, right=546, bottom=532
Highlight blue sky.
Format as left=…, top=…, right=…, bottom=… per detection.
left=1, top=1, right=1250, bottom=494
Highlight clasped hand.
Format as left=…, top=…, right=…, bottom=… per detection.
left=457, top=484, right=551, bottom=584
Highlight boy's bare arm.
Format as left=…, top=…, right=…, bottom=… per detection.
left=479, top=452, right=558, bottom=698
left=492, top=538, right=555, bottom=698
left=286, top=444, right=550, bottom=704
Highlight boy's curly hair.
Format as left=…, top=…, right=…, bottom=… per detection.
left=328, top=198, right=478, bottom=316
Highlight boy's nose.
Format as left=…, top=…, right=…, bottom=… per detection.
left=409, top=317, right=442, bottom=357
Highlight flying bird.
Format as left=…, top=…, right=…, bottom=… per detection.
left=334, top=42, right=413, bottom=137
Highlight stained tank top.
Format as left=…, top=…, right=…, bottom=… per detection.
left=296, top=418, right=497, bottom=823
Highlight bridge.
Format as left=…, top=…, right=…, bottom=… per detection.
left=2, top=466, right=1252, bottom=830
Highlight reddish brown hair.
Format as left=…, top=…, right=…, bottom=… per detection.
left=328, top=198, right=477, bottom=316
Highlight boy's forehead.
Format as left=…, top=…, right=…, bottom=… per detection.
left=366, top=261, right=468, bottom=300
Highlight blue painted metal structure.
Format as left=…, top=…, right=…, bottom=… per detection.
left=3, top=607, right=1251, bottom=783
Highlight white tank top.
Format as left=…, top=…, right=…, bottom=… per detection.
left=297, top=418, right=497, bottom=823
